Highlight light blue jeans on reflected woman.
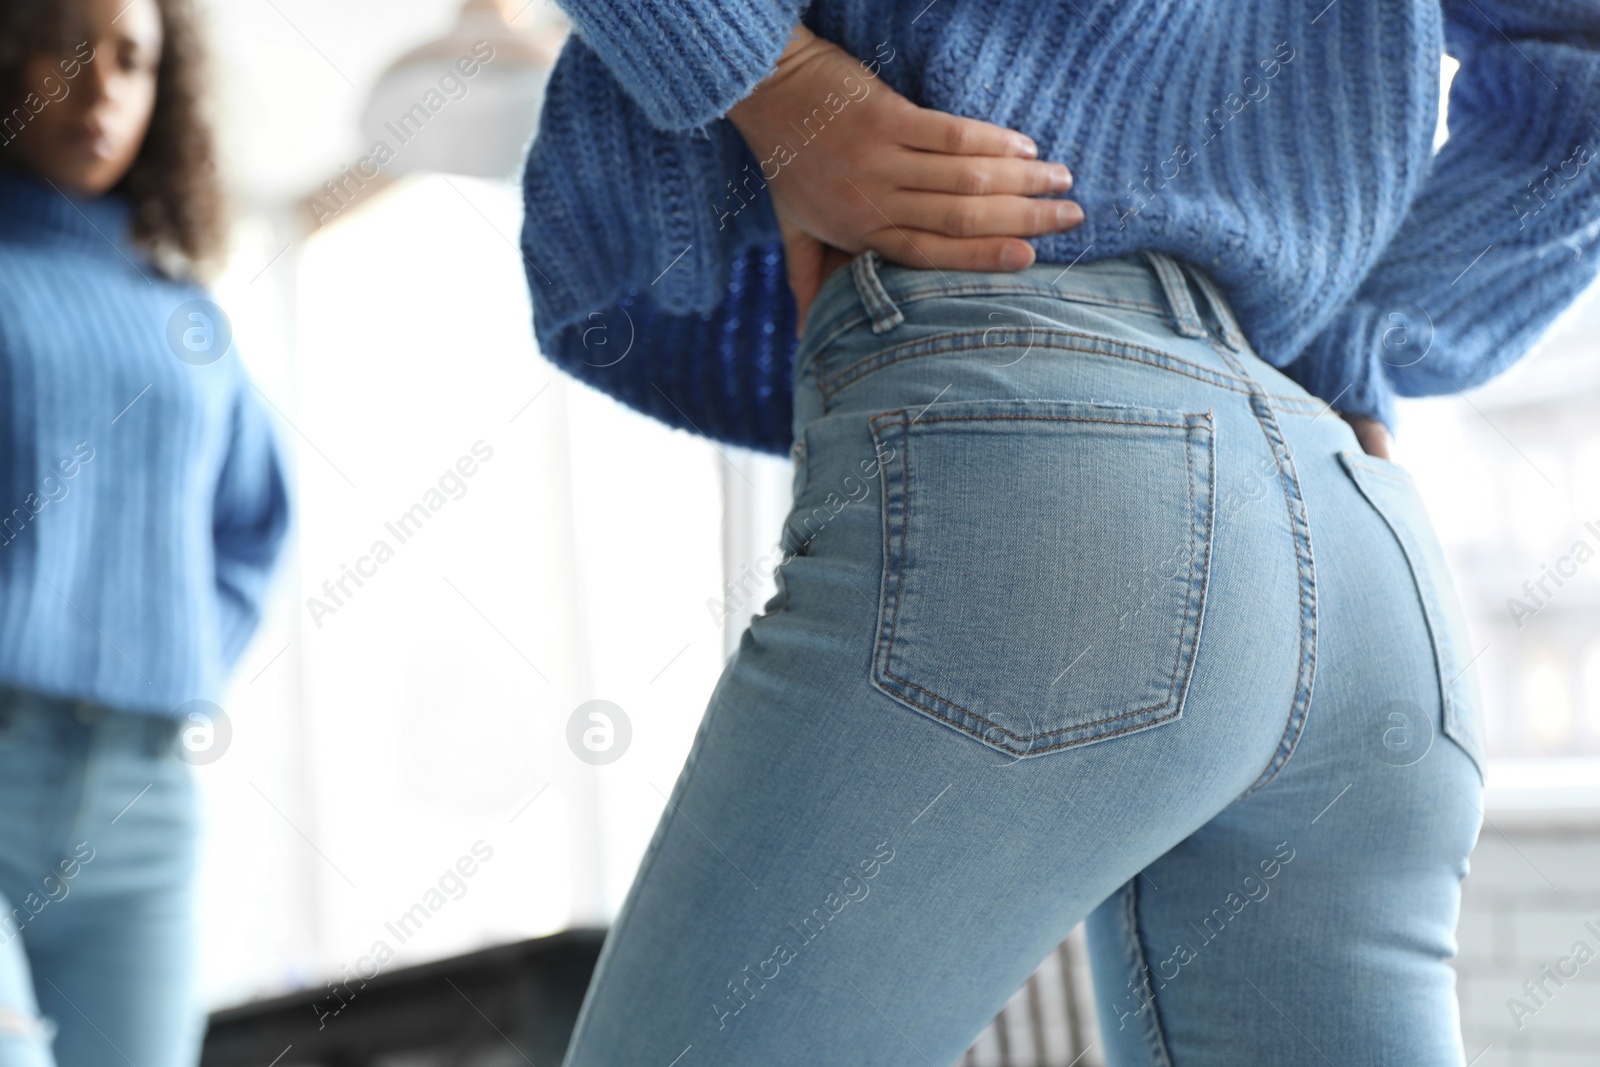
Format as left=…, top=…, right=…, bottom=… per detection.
left=0, top=689, right=201, bottom=1067
left=561, top=249, right=1488, bottom=1066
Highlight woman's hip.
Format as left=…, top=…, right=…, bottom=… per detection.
left=0, top=688, right=199, bottom=900
left=769, top=247, right=1474, bottom=771
left=768, top=318, right=1311, bottom=769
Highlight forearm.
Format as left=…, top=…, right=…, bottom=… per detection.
left=725, top=20, right=815, bottom=145
left=212, top=384, right=291, bottom=666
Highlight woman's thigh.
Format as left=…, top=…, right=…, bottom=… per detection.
left=560, top=270, right=1327, bottom=1066
left=1085, top=404, right=1487, bottom=1066
left=0, top=701, right=202, bottom=1067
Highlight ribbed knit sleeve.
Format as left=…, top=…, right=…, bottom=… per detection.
left=1284, top=2, right=1600, bottom=432
left=521, top=34, right=798, bottom=454
left=211, top=376, right=291, bottom=669
left=551, top=0, right=812, bottom=130
left=521, top=0, right=1600, bottom=457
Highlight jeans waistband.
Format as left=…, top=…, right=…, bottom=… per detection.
left=0, top=684, right=180, bottom=756
left=794, top=247, right=1254, bottom=383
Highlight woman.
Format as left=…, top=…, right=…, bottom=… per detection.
left=0, top=0, right=289, bottom=1063
left=522, top=2, right=1599, bottom=1064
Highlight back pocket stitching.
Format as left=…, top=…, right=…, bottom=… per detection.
left=869, top=404, right=1214, bottom=755
left=1338, top=451, right=1487, bottom=783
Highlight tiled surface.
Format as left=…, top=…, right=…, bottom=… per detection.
left=1454, top=821, right=1600, bottom=1066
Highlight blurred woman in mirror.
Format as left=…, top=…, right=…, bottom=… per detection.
left=0, top=0, right=290, bottom=1063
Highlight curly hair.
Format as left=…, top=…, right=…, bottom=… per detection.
left=0, top=0, right=224, bottom=276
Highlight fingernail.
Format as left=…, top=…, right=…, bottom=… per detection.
left=1012, top=135, right=1037, bottom=158
left=1000, top=243, right=1032, bottom=269
left=1054, top=165, right=1073, bottom=191
left=1057, top=201, right=1083, bottom=228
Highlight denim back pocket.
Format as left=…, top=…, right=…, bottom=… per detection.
left=868, top=398, right=1216, bottom=758
left=1337, top=450, right=1487, bottom=783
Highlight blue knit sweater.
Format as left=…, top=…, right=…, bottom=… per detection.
left=0, top=165, right=291, bottom=715
left=520, top=0, right=1600, bottom=455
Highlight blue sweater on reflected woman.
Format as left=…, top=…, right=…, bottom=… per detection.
left=520, top=0, right=1600, bottom=453
left=0, top=165, right=291, bottom=715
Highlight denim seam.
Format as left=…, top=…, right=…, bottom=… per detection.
left=894, top=284, right=1168, bottom=315
left=800, top=284, right=1171, bottom=363
left=1241, top=396, right=1319, bottom=799
left=868, top=407, right=1212, bottom=754
left=1175, top=261, right=1321, bottom=799
left=780, top=429, right=811, bottom=616
left=1183, top=410, right=1221, bottom=740
left=1196, top=329, right=1321, bottom=801
left=824, top=329, right=1236, bottom=401
left=1120, top=878, right=1177, bottom=1066
left=1342, top=452, right=1411, bottom=485
left=817, top=326, right=1325, bottom=414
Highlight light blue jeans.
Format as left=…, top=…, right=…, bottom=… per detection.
left=0, top=689, right=202, bottom=1067
left=560, top=249, right=1487, bottom=1066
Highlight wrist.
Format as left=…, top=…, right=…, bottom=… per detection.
left=726, top=20, right=817, bottom=145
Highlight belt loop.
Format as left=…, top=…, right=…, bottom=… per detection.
left=1142, top=251, right=1209, bottom=340
left=851, top=250, right=906, bottom=335
left=1185, top=264, right=1250, bottom=353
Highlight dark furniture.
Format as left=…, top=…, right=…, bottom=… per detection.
left=199, top=928, right=605, bottom=1067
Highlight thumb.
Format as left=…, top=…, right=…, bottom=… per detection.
left=1338, top=411, right=1393, bottom=460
